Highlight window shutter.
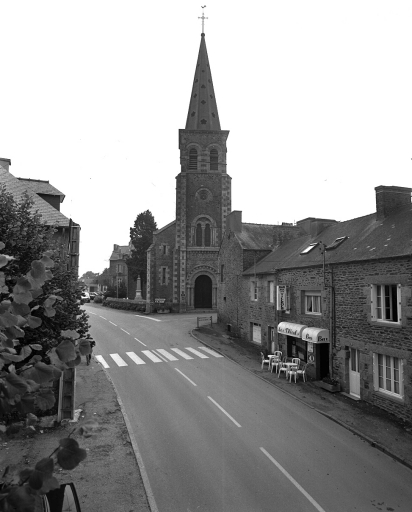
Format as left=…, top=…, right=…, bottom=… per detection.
left=397, top=284, right=402, bottom=322
left=372, top=353, right=379, bottom=391
left=370, top=285, right=377, bottom=321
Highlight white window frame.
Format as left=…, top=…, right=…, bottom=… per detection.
left=250, top=280, right=258, bottom=301
left=304, top=290, right=321, bottom=315
left=371, top=284, right=401, bottom=324
left=373, top=353, right=404, bottom=399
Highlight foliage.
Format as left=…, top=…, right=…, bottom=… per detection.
left=103, top=298, right=146, bottom=312
left=128, top=210, right=157, bottom=288
left=93, top=295, right=103, bottom=304
left=80, top=271, right=98, bottom=280
left=0, top=419, right=97, bottom=512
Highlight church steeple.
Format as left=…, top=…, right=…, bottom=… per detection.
left=185, top=33, right=221, bottom=131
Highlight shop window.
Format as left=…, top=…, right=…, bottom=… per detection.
left=189, top=148, right=198, bottom=170
left=373, top=353, right=404, bottom=399
left=250, top=280, right=258, bottom=301
left=287, top=336, right=307, bottom=362
left=210, top=148, right=218, bottom=170
left=371, top=284, right=401, bottom=324
left=304, top=290, right=321, bottom=315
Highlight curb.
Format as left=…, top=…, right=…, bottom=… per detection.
left=97, top=358, right=159, bottom=512
left=190, top=329, right=412, bottom=473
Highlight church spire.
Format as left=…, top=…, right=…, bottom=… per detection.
left=185, top=32, right=221, bottom=131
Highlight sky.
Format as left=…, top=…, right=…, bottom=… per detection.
left=2, top=1, right=411, bottom=277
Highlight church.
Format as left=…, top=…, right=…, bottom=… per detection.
left=146, top=30, right=231, bottom=313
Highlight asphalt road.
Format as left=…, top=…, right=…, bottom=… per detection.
left=85, top=305, right=412, bottom=512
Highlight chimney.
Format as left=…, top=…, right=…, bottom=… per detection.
left=0, top=158, right=11, bottom=171
left=375, top=185, right=412, bottom=221
left=226, top=211, right=242, bottom=233
left=272, top=224, right=305, bottom=249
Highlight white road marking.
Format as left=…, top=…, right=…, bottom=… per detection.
left=152, top=350, right=169, bottom=362
left=142, top=350, right=163, bottom=363
left=135, top=315, right=161, bottom=322
left=110, top=353, right=128, bottom=366
left=126, top=352, right=146, bottom=365
left=171, top=348, right=193, bottom=360
left=185, top=347, right=209, bottom=359
left=156, top=349, right=178, bottom=361
left=175, top=368, right=197, bottom=386
left=198, top=347, right=223, bottom=358
left=260, top=447, right=326, bottom=512
left=121, top=328, right=130, bottom=335
left=135, top=337, right=147, bottom=347
left=109, top=321, right=117, bottom=326
left=95, top=355, right=109, bottom=368
left=88, top=311, right=97, bottom=315
left=99, top=316, right=107, bottom=320
left=207, top=397, right=241, bottom=427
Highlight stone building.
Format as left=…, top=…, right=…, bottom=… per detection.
left=146, top=32, right=231, bottom=312
left=218, top=185, right=412, bottom=422
left=0, top=157, right=80, bottom=273
left=108, top=243, right=134, bottom=298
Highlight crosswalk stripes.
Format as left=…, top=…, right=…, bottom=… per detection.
left=94, top=346, right=223, bottom=369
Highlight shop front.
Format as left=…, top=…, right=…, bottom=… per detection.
left=277, top=322, right=330, bottom=381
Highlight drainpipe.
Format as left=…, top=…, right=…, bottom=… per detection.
left=273, top=270, right=279, bottom=353
left=329, top=266, right=334, bottom=379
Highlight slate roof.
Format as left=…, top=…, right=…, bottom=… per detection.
left=154, top=220, right=176, bottom=235
left=185, top=34, right=221, bottom=131
left=17, top=178, right=65, bottom=201
left=0, top=167, right=72, bottom=227
left=235, top=223, right=276, bottom=250
left=109, top=245, right=131, bottom=261
left=244, top=206, right=412, bottom=275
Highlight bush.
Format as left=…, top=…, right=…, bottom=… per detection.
left=93, top=295, right=103, bottom=304
left=103, top=298, right=146, bottom=312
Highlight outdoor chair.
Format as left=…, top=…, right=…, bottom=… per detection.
left=278, top=359, right=289, bottom=379
left=296, top=362, right=308, bottom=382
left=270, top=351, right=282, bottom=374
left=260, top=351, right=270, bottom=370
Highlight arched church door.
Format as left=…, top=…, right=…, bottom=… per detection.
left=194, top=275, right=212, bottom=308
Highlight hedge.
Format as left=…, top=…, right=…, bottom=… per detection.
left=103, top=298, right=147, bottom=312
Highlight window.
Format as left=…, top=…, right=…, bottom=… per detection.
left=196, top=223, right=202, bottom=246
left=189, top=148, right=198, bottom=170
left=326, top=236, right=348, bottom=250
left=300, top=243, right=319, bottom=255
left=371, top=284, right=401, bottom=324
left=204, top=224, right=211, bottom=247
left=160, top=266, right=168, bottom=286
left=220, top=264, right=224, bottom=283
left=210, top=148, right=218, bottom=170
left=268, top=281, right=274, bottom=303
left=373, top=353, right=403, bottom=399
left=250, top=280, right=258, bottom=301
left=162, top=244, right=168, bottom=255
left=305, top=290, right=321, bottom=315
left=162, top=267, right=166, bottom=285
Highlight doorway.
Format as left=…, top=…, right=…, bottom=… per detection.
left=194, top=275, right=212, bottom=308
left=349, top=348, right=361, bottom=398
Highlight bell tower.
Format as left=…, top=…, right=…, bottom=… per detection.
left=174, top=30, right=231, bottom=311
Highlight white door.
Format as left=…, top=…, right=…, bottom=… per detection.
left=252, top=323, right=261, bottom=344
left=349, top=348, right=360, bottom=398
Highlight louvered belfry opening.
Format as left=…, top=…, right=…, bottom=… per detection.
left=189, top=148, right=198, bottom=170
left=210, top=148, right=218, bottom=170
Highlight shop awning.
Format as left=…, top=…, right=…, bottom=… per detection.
left=277, top=322, right=308, bottom=338
left=301, top=327, right=329, bottom=343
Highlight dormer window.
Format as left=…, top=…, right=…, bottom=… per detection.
left=300, top=243, right=319, bottom=255
left=189, top=148, right=198, bottom=170
left=326, top=236, right=348, bottom=250
left=210, top=148, right=218, bottom=171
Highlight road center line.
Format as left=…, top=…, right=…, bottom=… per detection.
left=207, top=397, right=241, bottom=427
left=99, top=316, right=107, bottom=320
left=175, top=368, right=197, bottom=386
left=134, top=337, right=147, bottom=347
left=135, top=315, right=161, bottom=322
left=121, top=328, right=130, bottom=335
left=260, top=447, right=326, bottom=512
left=109, top=321, right=117, bottom=326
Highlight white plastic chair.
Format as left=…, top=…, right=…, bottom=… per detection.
left=288, top=363, right=299, bottom=383
left=261, top=352, right=270, bottom=370
left=296, top=362, right=308, bottom=382
left=270, top=351, right=282, bottom=374
left=278, top=359, right=289, bottom=379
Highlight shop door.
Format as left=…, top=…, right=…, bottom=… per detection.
left=349, top=348, right=360, bottom=398
left=194, top=275, right=212, bottom=308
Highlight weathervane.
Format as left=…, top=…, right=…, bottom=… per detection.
left=198, top=6, right=208, bottom=33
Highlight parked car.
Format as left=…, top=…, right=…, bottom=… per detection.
left=80, top=291, right=90, bottom=304
left=89, top=292, right=97, bottom=300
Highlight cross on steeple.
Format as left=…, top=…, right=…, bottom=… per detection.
left=198, top=6, right=208, bottom=33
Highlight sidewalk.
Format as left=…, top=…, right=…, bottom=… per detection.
left=191, top=323, right=412, bottom=471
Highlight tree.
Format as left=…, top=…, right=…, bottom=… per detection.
left=80, top=271, right=98, bottom=280
left=128, top=210, right=157, bottom=296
